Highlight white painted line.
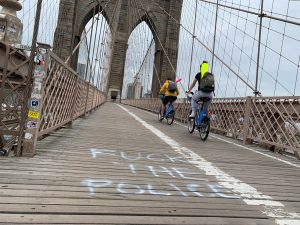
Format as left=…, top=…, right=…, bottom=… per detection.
left=175, top=120, right=300, bottom=169
left=211, top=135, right=300, bottom=169
left=125, top=105, right=300, bottom=168
left=118, top=104, right=300, bottom=225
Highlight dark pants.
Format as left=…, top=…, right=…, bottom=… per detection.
left=163, top=96, right=177, bottom=105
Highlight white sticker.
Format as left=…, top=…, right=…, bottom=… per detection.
left=34, top=70, right=45, bottom=79
left=24, top=133, right=33, bottom=140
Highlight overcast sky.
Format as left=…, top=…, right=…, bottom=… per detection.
left=6, top=0, right=300, bottom=98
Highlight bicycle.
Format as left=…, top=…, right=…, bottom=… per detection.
left=186, top=93, right=211, bottom=141
left=158, top=100, right=175, bottom=125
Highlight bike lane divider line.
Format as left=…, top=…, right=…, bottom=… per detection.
left=126, top=105, right=299, bottom=168
left=172, top=121, right=300, bottom=169
left=117, top=104, right=300, bottom=225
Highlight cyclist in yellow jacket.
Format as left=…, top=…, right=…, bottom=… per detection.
left=159, top=78, right=179, bottom=120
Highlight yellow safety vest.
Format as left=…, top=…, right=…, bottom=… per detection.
left=200, top=62, right=209, bottom=79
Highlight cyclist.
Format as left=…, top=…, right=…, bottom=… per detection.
left=159, top=77, right=179, bottom=121
left=187, top=61, right=215, bottom=118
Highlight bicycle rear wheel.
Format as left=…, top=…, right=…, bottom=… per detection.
left=166, top=111, right=175, bottom=125
left=199, top=121, right=210, bottom=141
left=187, top=109, right=195, bottom=133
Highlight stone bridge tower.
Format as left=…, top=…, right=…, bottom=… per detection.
left=53, top=0, right=183, bottom=98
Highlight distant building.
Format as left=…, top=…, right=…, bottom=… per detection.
left=77, top=63, right=86, bottom=78
left=134, top=82, right=142, bottom=99
left=143, top=90, right=152, bottom=98
left=126, top=83, right=135, bottom=99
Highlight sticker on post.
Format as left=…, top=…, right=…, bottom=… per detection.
left=30, top=99, right=40, bottom=111
left=34, top=70, right=45, bottom=79
left=28, top=111, right=40, bottom=119
left=35, top=54, right=45, bottom=66
left=38, top=48, right=47, bottom=54
left=25, top=133, right=33, bottom=140
left=34, top=65, right=44, bottom=72
left=31, top=82, right=42, bottom=99
left=33, top=82, right=42, bottom=91
left=27, top=121, right=37, bottom=129
left=31, top=93, right=41, bottom=99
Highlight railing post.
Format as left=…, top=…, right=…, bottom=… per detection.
left=22, top=44, right=50, bottom=157
left=83, top=83, right=90, bottom=117
left=66, top=75, right=79, bottom=128
left=15, top=0, right=43, bottom=157
left=243, top=96, right=252, bottom=144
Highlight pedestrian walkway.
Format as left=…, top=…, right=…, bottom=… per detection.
left=0, top=103, right=299, bottom=224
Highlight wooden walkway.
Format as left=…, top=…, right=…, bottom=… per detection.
left=0, top=103, right=299, bottom=225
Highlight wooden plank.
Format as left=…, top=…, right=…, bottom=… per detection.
left=0, top=103, right=299, bottom=224
left=0, top=204, right=267, bottom=218
left=0, top=214, right=275, bottom=225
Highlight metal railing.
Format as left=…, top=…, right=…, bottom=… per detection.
left=0, top=42, right=29, bottom=155
left=122, top=97, right=300, bottom=159
left=37, top=51, right=106, bottom=137
left=0, top=43, right=106, bottom=156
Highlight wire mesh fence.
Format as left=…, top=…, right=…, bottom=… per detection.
left=122, top=97, right=300, bottom=159
left=0, top=0, right=106, bottom=156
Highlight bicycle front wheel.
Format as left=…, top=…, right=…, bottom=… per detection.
left=166, top=111, right=175, bottom=125
left=199, top=121, right=210, bottom=141
left=187, top=109, right=195, bottom=133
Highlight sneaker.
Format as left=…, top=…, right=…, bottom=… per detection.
left=189, top=111, right=195, bottom=118
left=159, top=116, right=164, bottom=121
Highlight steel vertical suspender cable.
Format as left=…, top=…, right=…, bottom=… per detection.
left=232, top=0, right=243, bottom=97
left=259, top=0, right=274, bottom=92
left=104, top=0, right=122, bottom=94
left=211, top=0, right=219, bottom=73
left=94, top=17, right=105, bottom=88
left=273, top=1, right=290, bottom=96
left=88, top=6, right=101, bottom=84
left=135, top=38, right=155, bottom=85
left=125, top=0, right=156, bottom=98
left=243, top=1, right=259, bottom=96
left=83, top=5, right=97, bottom=115
left=187, top=0, right=198, bottom=89
left=219, top=1, right=295, bottom=96
left=155, top=3, right=256, bottom=93
left=129, top=0, right=161, bottom=92
left=127, top=0, right=147, bottom=89
left=65, top=0, right=112, bottom=64
left=96, top=18, right=107, bottom=89
left=237, top=0, right=251, bottom=97
left=254, top=0, right=264, bottom=96
left=92, top=15, right=103, bottom=86
left=99, top=28, right=111, bottom=90
left=97, top=16, right=110, bottom=90
left=135, top=0, right=185, bottom=92
left=295, top=56, right=300, bottom=95
left=84, top=6, right=96, bottom=81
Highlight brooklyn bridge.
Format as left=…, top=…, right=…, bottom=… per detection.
left=0, top=0, right=299, bottom=224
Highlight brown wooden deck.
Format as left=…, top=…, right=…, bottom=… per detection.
left=0, top=103, right=299, bottom=225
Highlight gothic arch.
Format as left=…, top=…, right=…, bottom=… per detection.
left=54, top=0, right=183, bottom=98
